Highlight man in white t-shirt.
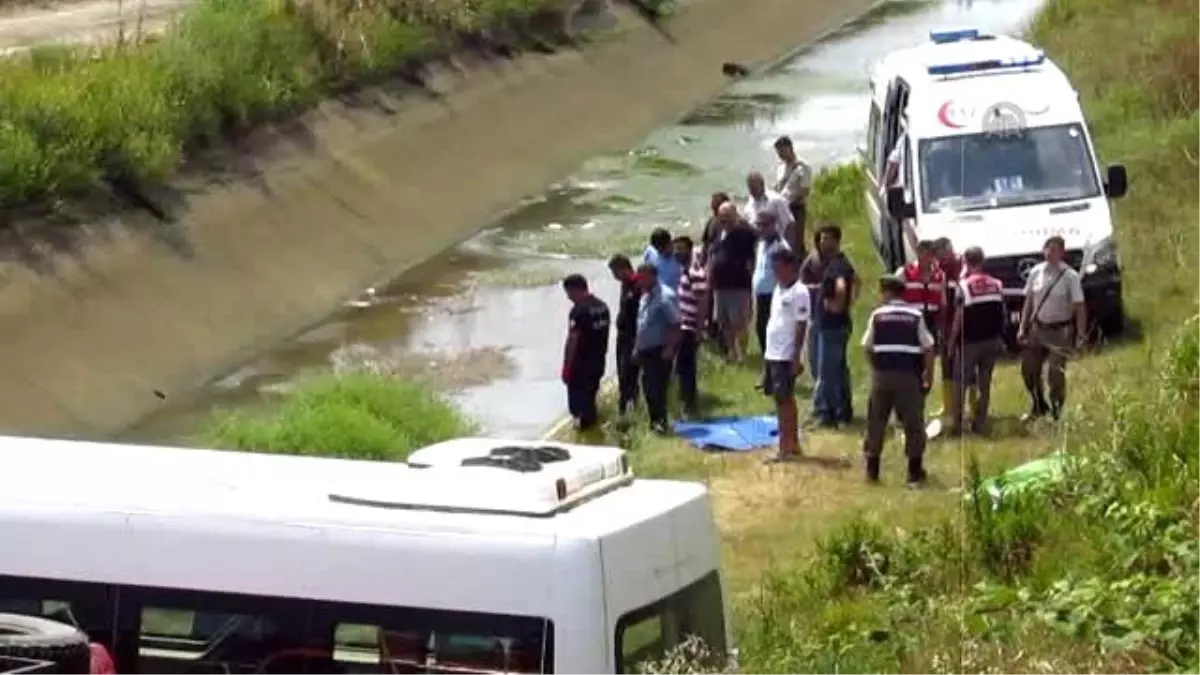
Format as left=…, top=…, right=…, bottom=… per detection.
left=761, top=247, right=811, bottom=463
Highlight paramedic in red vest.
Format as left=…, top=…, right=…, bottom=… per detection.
left=947, top=246, right=1006, bottom=435
left=861, top=275, right=936, bottom=487
left=896, top=240, right=946, bottom=345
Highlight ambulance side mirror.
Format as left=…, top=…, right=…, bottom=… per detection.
left=1104, top=164, right=1128, bottom=199
left=886, top=186, right=915, bottom=220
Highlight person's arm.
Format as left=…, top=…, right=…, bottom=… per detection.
left=1018, top=272, right=1036, bottom=341
left=794, top=161, right=812, bottom=202
left=828, top=275, right=849, bottom=313
left=793, top=291, right=810, bottom=373
left=662, top=297, right=682, bottom=359
left=562, top=318, right=580, bottom=383
left=949, top=294, right=964, bottom=348
left=1070, top=272, right=1087, bottom=346
left=917, top=319, right=936, bottom=388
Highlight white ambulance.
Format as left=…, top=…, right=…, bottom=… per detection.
left=861, top=29, right=1128, bottom=335
left=0, top=436, right=729, bottom=673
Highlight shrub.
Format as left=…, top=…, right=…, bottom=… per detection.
left=0, top=0, right=572, bottom=210
left=206, top=373, right=475, bottom=461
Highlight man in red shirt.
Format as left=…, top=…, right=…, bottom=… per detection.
left=895, top=241, right=946, bottom=405
left=933, top=237, right=966, bottom=418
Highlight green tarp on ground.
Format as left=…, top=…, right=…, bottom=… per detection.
left=972, top=451, right=1066, bottom=506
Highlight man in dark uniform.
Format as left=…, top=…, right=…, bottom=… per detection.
left=560, top=274, right=612, bottom=431
left=860, top=275, right=936, bottom=486
left=947, top=246, right=1006, bottom=435
left=607, top=254, right=642, bottom=416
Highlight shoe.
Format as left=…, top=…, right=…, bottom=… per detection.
left=905, top=456, right=927, bottom=487
left=865, top=456, right=881, bottom=484
left=1049, top=403, right=1063, bottom=421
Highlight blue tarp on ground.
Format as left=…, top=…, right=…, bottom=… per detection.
left=672, top=415, right=779, bottom=452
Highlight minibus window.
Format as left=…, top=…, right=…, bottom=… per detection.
left=326, top=614, right=551, bottom=674
left=614, top=572, right=727, bottom=674
left=137, top=605, right=321, bottom=674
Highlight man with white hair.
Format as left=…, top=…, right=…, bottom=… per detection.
left=743, top=170, right=794, bottom=252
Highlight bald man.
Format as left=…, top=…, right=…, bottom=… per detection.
left=743, top=170, right=795, bottom=252
left=707, top=201, right=758, bottom=362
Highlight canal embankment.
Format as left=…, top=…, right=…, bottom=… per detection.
left=0, top=0, right=876, bottom=438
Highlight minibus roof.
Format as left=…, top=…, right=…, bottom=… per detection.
left=0, top=437, right=712, bottom=613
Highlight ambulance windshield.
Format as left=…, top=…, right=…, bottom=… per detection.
left=918, top=122, right=1101, bottom=213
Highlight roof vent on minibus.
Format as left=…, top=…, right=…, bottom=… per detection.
left=326, top=441, right=633, bottom=517
left=461, top=445, right=572, bottom=473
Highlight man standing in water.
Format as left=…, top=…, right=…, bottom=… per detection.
left=762, top=248, right=810, bottom=463
left=773, top=136, right=812, bottom=255
left=635, top=263, right=681, bottom=434
left=607, top=254, right=642, bottom=417
left=560, top=274, right=612, bottom=432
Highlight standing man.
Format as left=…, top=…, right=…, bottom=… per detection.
left=743, top=170, right=794, bottom=251
left=700, top=191, right=733, bottom=256
left=635, top=263, right=682, bottom=434
left=762, top=248, right=811, bottom=463
left=643, top=228, right=681, bottom=291
left=752, top=210, right=790, bottom=355
left=560, top=274, right=612, bottom=432
left=811, top=223, right=857, bottom=428
left=861, top=275, right=935, bottom=486
left=947, top=246, right=1006, bottom=435
left=607, top=254, right=642, bottom=417
left=773, top=136, right=812, bottom=255
left=674, top=236, right=708, bottom=417
left=933, top=236, right=965, bottom=418
left=1017, top=235, right=1087, bottom=421
left=897, top=240, right=946, bottom=420
left=707, top=201, right=758, bottom=364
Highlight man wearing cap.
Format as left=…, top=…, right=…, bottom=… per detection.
left=861, top=274, right=936, bottom=486
left=947, top=246, right=1006, bottom=435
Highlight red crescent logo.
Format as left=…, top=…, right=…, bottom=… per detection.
left=937, top=100, right=966, bottom=128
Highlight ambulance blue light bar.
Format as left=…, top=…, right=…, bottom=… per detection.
left=928, top=53, right=1046, bottom=76
left=930, top=29, right=980, bottom=44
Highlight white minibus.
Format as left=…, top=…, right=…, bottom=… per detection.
left=0, top=436, right=729, bottom=673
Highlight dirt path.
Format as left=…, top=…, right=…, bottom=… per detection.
left=0, top=0, right=189, bottom=53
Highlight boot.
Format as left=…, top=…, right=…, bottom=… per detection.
left=906, top=455, right=927, bottom=487
left=865, top=455, right=881, bottom=484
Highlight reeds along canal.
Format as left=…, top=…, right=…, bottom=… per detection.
left=122, top=0, right=1047, bottom=445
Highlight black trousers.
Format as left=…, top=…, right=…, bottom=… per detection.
left=566, top=372, right=602, bottom=430
left=616, top=333, right=639, bottom=414
left=755, top=293, right=773, bottom=356
left=638, top=347, right=671, bottom=426
left=787, top=200, right=808, bottom=258
left=675, top=331, right=700, bottom=412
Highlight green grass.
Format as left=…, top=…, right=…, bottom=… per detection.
left=205, top=373, right=474, bottom=461
left=562, top=0, right=1200, bottom=670
left=0, top=0, right=598, bottom=211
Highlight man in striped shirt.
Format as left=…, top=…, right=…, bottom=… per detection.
left=674, top=236, right=709, bottom=417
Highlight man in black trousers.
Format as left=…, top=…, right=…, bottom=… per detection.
left=607, top=254, right=643, bottom=417
left=560, top=274, right=611, bottom=431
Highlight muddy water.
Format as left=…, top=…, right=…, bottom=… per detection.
left=123, top=0, right=1045, bottom=445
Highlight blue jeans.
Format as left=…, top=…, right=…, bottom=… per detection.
left=813, top=324, right=853, bottom=422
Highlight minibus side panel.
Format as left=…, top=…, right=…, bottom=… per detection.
left=550, top=536, right=606, bottom=673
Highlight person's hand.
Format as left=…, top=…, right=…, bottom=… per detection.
left=1016, top=326, right=1029, bottom=345
left=1074, top=329, right=1088, bottom=350
left=921, top=373, right=932, bottom=394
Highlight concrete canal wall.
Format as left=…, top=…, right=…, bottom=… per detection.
left=0, top=0, right=876, bottom=438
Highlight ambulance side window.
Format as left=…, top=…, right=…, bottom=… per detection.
left=867, top=102, right=883, bottom=174
left=614, top=573, right=726, bottom=674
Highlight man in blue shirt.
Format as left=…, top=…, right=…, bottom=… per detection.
left=643, top=228, right=682, bottom=291
left=635, top=263, right=681, bottom=434
left=752, top=210, right=791, bottom=355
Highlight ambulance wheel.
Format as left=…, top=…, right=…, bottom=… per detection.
left=0, top=613, right=92, bottom=674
